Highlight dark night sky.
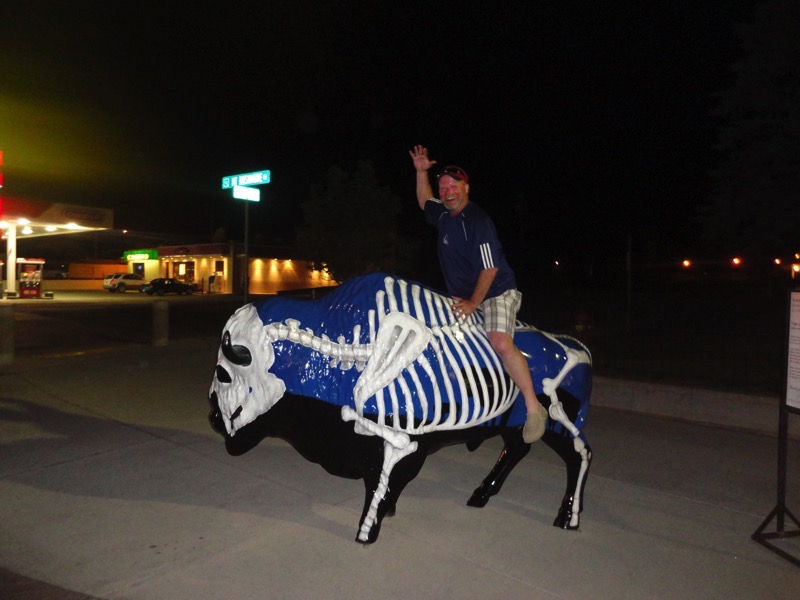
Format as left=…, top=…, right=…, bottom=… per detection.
left=0, top=1, right=760, bottom=269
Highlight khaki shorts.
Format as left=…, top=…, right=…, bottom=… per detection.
left=481, top=289, right=522, bottom=334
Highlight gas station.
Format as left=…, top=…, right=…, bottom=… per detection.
left=0, top=196, right=113, bottom=298
left=1, top=161, right=334, bottom=298
left=0, top=148, right=114, bottom=298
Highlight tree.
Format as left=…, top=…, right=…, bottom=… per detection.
left=703, top=0, right=800, bottom=258
left=295, top=161, right=420, bottom=282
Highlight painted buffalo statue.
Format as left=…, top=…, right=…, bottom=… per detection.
left=208, top=273, right=592, bottom=544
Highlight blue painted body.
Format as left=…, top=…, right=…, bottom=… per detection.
left=254, top=273, right=590, bottom=437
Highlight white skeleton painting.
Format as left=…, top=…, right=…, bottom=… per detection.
left=209, top=273, right=592, bottom=543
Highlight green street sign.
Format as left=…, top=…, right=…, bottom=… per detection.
left=233, top=185, right=260, bottom=202
left=221, top=170, right=271, bottom=189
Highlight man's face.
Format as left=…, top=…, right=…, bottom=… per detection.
left=438, top=175, right=469, bottom=214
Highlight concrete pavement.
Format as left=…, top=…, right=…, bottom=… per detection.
left=1, top=337, right=799, bottom=599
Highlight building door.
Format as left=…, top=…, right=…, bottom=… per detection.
left=176, top=261, right=195, bottom=284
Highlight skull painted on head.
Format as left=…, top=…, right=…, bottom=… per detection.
left=209, top=304, right=286, bottom=436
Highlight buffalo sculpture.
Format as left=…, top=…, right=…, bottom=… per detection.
left=208, top=273, right=592, bottom=544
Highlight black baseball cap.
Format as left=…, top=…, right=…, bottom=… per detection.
left=437, top=165, right=469, bottom=184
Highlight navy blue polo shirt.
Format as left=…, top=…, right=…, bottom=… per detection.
left=424, top=199, right=517, bottom=300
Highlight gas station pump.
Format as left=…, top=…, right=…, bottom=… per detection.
left=3, top=258, right=47, bottom=299
left=17, top=258, right=45, bottom=298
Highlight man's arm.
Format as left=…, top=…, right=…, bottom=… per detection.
left=470, top=267, right=499, bottom=306
left=452, top=267, right=499, bottom=319
left=415, top=170, right=433, bottom=210
left=409, top=145, right=437, bottom=210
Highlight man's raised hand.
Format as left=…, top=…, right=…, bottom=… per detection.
left=409, top=145, right=437, bottom=172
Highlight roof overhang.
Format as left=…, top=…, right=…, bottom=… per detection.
left=0, top=197, right=113, bottom=239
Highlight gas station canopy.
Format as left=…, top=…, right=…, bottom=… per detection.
left=0, top=197, right=113, bottom=238
left=1, top=197, right=113, bottom=294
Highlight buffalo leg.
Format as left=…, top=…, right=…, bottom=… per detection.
left=356, top=442, right=428, bottom=544
left=467, top=431, right=530, bottom=508
left=543, top=430, right=592, bottom=530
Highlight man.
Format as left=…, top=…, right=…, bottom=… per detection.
left=409, top=144, right=548, bottom=443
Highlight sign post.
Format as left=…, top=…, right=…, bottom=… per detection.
left=222, top=170, right=270, bottom=304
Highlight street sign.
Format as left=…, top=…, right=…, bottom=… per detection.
left=233, top=185, right=260, bottom=202
left=223, top=168, right=270, bottom=304
left=222, top=169, right=271, bottom=189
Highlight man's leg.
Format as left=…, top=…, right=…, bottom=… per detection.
left=487, top=331, right=548, bottom=443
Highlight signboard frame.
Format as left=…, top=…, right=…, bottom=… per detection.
left=786, top=291, right=800, bottom=411
left=752, top=288, right=800, bottom=567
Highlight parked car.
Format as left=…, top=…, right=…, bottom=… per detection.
left=140, top=278, right=197, bottom=296
left=103, top=272, right=146, bottom=293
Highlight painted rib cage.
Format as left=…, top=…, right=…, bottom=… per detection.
left=259, top=274, right=590, bottom=439
left=351, top=277, right=518, bottom=435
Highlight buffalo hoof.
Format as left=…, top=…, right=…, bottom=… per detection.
left=553, top=498, right=580, bottom=530
left=466, top=485, right=495, bottom=508
left=355, top=521, right=382, bottom=545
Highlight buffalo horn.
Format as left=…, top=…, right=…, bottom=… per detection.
left=221, top=331, right=253, bottom=366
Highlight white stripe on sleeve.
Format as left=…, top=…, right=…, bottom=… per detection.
left=480, top=243, right=494, bottom=269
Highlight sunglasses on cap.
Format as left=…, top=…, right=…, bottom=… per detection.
left=437, top=165, right=469, bottom=184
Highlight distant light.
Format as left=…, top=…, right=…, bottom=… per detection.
left=682, top=259, right=691, bottom=268
left=122, top=229, right=128, bottom=234
left=0, top=221, right=8, bottom=229
left=732, top=257, right=742, bottom=266
left=21, top=226, right=33, bottom=235
left=774, top=258, right=782, bottom=265
left=17, top=218, right=30, bottom=225
left=45, top=226, right=57, bottom=232
left=64, top=223, right=81, bottom=230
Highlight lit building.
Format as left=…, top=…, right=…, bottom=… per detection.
left=126, top=242, right=336, bottom=295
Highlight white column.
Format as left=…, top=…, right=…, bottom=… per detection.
left=5, top=224, right=15, bottom=294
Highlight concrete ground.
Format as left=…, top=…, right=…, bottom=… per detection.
left=1, top=336, right=799, bottom=599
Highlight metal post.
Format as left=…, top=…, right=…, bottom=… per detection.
left=243, top=201, right=250, bottom=305
left=0, top=305, right=13, bottom=365
left=152, top=300, right=169, bottom=347
left=626, top=234, right=632, bottom=331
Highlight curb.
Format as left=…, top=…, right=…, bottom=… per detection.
left=592, top=376, right=799, bottom=439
